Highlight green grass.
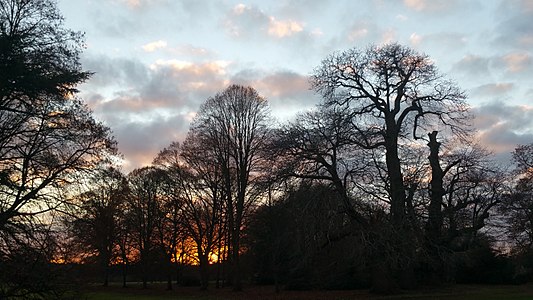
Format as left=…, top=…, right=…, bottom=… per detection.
left=81, top=283, right=533, bottom=300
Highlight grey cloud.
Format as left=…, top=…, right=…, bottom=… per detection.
left=81, top=55, right=150, bottom=88
left=87, top=0, right=213, bottom=38
left=277, top=0, right=331, bottom=18
left=81, top=56, right=229, bottom=114
left=452, top=52, right=533, bottom=81
left=89, top=6, right=143, bottom=38
left=452, top=55, right=491, bottom=77
left=112, top=113, right=190, bottom=171
left=473, top=102, right=533, bottom=157
left=402, top=0, right=482, bottom=14
left=231, top=69, right=321, bottom=120
left=492, top=0, right=533, bottom=49
left=471, top=83, right=514, bottom=97
left=222, top=4, right=270, bottom=39
left=417, top=32, right=467, bottom=51
left=76, top=55, right=232, bottom=170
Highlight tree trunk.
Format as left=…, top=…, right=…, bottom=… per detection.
left=199, top=254, right=210, bottom=290
left=122, top=261, right=127, bottom=288
left=384, top=132, right=405, bottom=226
left=427, top=131, right=444, bottom=239
left=141, top=252, right=148, bottom=289
left=383, top=122, right=416, bottom=289
left=231, top=223, right=242, bottom=291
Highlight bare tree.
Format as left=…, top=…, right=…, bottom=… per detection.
left=156, top=138, right=226, bottom=290
left=273, top=106, right=377, bottom=225
left=127, top=167, right=167, bottom=289
left=435, top=144, right=504, bottom=242
left=190, top=84, right=271, bottom=290
left=0, top=0, right=116, bottom=230
left=500, top=144, right=533, bottom=253
left=0, top=1, right=116, bottom=294
left=66, top=167, right=128, bottom=286
left=308, top=43, right=471, bottom=291
left=311, top=43, right=469, bottom=226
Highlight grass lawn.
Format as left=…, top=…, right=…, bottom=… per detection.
left=82, top=283, right=533, bottom=300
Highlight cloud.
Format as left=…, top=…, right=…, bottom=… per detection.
left=142, top=40, right=168, bottom=52
left=113, top=113, right=191, bottom=171
left=268, top=17, right=304, bottom=38
left=452, top=52, right=533, bottom=81
left=396, top=14, right=408, bottom=21
left=492, top=0, right=533, bottom=49
left=346, top=20, right=376, bottom=42
left=231, top=69, right=321, bottom=120
left=81, top=56, right=150, bottom=91
left=501, top=52, right=532, bottom=73
left=451, top=55, right=493, bottom=79
left=90, top=9, right=141, bottom=38
left=117, top=0, right=166, bottom=10
left=403, top=0, right=459, bottom=13
left=223, top=4, right=306, bottom=40
left=223, top=4, right=270, bottom=38
left=471, top=83, right=514, bottom=97
left=77, top=55, right=235, bottom=171
left=409, top=32, right=467, bottom=52
left=78, top=54, right=321, bottom=169
left=473, top=102, right=533, bottom=156
left=165, top=44, right=213, bottom=57
left=410, top=33, right=422, bottom=46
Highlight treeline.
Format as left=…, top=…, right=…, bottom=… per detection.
left=1, top=0, right=533, bottom=299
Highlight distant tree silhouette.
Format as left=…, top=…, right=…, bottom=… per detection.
left=189, top=85, right=271, bottom=291
left=502, top=144, right=533, bottom=254
left=127, top=167, right=167, bottom=289
left=66, top=167, right=129, bottom=287
left=154, top=140, right=225, bottom=290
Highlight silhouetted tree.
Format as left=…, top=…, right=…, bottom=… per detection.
left=310, top=43, right=470, bottom=291
left=0, top=0, right=116, bottom=296
left=127, top=167, right=167, bottom=289
left=66, top=167, right=128, bottom=286
left=155, top=140, right=225, bottom=291
left=311, top=43, right=469, bottom=227
left=273, top=106, right=373, bottom=225
left=190, top=84, right=271, bottom=291
left=502, top=143, right=533, bottom=254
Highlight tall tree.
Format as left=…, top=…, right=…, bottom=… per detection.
left=156, top=139, right=225, bottom=290
left=127, top=167, right=167, bottom=289
left=67, top=167, right=128, bottom=286
left=0, top=0, right=116, bottom=296
left=0, top=0, right=115, bottom=230
left=311, top=43, right=469, bottom=227
left=190, top=84, right=271, bottom=290
left=273, top=106, right=375, bottom=225
left=309, top=43, right=470, bottom=291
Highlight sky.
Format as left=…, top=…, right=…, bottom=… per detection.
left=57, top=0, right=533, bottom=172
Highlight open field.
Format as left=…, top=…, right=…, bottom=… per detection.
left=81, top=283, right=533, bottom=300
